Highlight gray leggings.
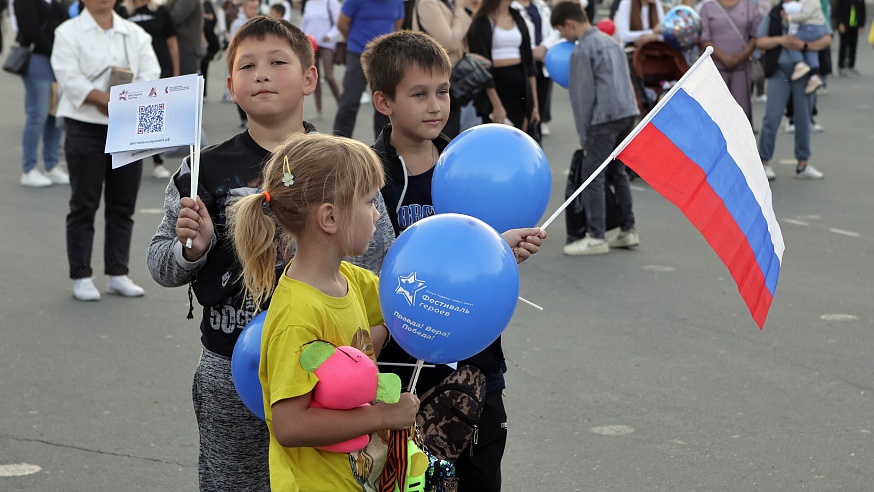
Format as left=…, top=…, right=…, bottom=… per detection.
left=193, top=348, right=269, bottom=491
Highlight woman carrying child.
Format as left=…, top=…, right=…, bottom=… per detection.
left=229, top=133, right=419, bottom=491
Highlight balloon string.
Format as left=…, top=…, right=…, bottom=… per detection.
left=408, top=359, right=425, bottom=395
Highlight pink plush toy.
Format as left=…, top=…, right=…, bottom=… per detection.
left=300, top=341, right=402, bottom=453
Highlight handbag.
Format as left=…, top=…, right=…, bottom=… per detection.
left=3, top=44, right=33, bottom=76
left=708, top=0, right=762, bottom=81
left=450, top=53, right=493, bottom=107
left=332, top=41, right=347, bottom=65
left=749, top=56, right=765, bottom=83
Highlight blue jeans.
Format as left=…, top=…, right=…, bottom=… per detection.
left=787, top=24, right=827, bottom=69
left=21, top=53, right=61, bottom=174
left=579, top=116, right=637, bottom=239
left=758, top=63, right=811, bottom=162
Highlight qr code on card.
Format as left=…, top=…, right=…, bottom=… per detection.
left=137, top=103, right=166, bottom=135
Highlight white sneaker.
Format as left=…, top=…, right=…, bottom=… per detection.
left=791, top=62, right=810, bottom=81
left=784, top=121, right=795, bottom=134
left=152, top=165, right=171, bottom=179
left=73, top=278, right=101, bottom=301
left=45, top=167, right=70, bottom=185
left=106, top=275, right=145, bottom=297
left=563, top=235, right=609, bottom=256
left=805, top=74, right=823, bottom=94
left=794, top=165, right=824, bottom=180
left=20, top=169, right=52, bottom=187
left=540, top=123, right=551, bottom=136
left=607, top=228, right=640, bottom=249
left=810, top=122, right=824, bottom=133
left=753, top=94, right=767, bottom=103
left=763, top=164, right=776, bottom=181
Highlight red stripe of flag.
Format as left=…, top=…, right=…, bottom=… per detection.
left=618, top=124, right=773, bottom=328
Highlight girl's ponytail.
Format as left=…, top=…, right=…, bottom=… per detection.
left=229, top=191, right=278, bottom=309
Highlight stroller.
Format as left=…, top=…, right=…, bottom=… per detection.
left=626, top=41, right=689, bottom=115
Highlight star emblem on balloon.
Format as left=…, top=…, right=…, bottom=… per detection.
left=395, top=272, right=426, bottom=306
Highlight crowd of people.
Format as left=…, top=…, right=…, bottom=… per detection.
left=3, top=0, right=870, bottom=489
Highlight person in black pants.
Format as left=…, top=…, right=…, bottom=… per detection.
left=51, top=0, right=161, bottom=301
left=834, top=0, right=866, bottom=76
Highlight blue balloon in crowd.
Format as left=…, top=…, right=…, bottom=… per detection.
left=379, top=214, right=520, bottom=364
left=662, top=5, right=701, bottom=51
left=544, top=40, right=574, bottom=88
left=432, top=124, right=552, bottom=233
left=231, top=311, right=267, bottom=421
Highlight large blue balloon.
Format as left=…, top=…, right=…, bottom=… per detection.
left=379, top=214, right=520, bottom=364
left=544, top=40, right=574, bottom=88
left=231, top=311, right=267, bottom=421
left=432, top=124, right=551, bottom=233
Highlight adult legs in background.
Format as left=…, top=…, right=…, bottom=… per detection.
left=838, top=27, right=859, bottom=72
left=102, top=152, right=143, bottom=276
left=316, top=47, right=342, bottom=117
left=609, top=116, right=637, bottom=233
left=788, top=71, right=811, bottom=162
left=759, top=70, right=793, bottom=163
left=491, top=64, right=529, bottom=130
left=718, top=66, right=753, bottom=124
left=534, top=63, right=553, bottom=135
left=578, top=120, right=627, bottom=240
left=333, top=51, right=367, bottom=138
left=21, top=54, right=62, bottom=175
left=65, top=120, right=108, bottom=279
left=65, top=119, right=143, bottom=279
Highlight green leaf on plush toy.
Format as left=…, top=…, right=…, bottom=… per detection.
left=300, top=341, right=335, bottom=372
left=376, top=373, right=402, bottom=404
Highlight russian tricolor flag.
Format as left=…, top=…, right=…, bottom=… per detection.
left=617, top=50, right=784, bottom=328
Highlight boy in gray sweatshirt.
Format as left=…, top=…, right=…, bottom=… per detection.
left=551, top=1, right=641, bottom=255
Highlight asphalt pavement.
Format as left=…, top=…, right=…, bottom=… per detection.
left=1, top=18, right=873, bottom=492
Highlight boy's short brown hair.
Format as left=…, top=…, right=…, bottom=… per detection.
left=226, top=16, right=315, bottom=74
left=360, top=31, right=452, bottom=100
left=550, top=0, right=588, bottom=27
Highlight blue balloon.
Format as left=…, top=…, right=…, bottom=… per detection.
left=379, top=214, right=520, bottom=364
left=662, top=5, right=701, bottom=50
left=231, top=311, right=267, bottom=421
left=544, top=40, right=574, bottom=88
left=432, top=124, right=552, bottom=233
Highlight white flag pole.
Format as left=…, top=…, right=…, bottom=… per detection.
left=408, top=359, right=425, bottom=395
left=185, top=77, right=205, bottom=249
left=539, top=46, right=716, bottom=231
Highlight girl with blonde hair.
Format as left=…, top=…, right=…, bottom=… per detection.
left=229, top=133, right=419, bottom=491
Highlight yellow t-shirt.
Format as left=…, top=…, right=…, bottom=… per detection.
left=260, top=261, right=387, bottom=492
